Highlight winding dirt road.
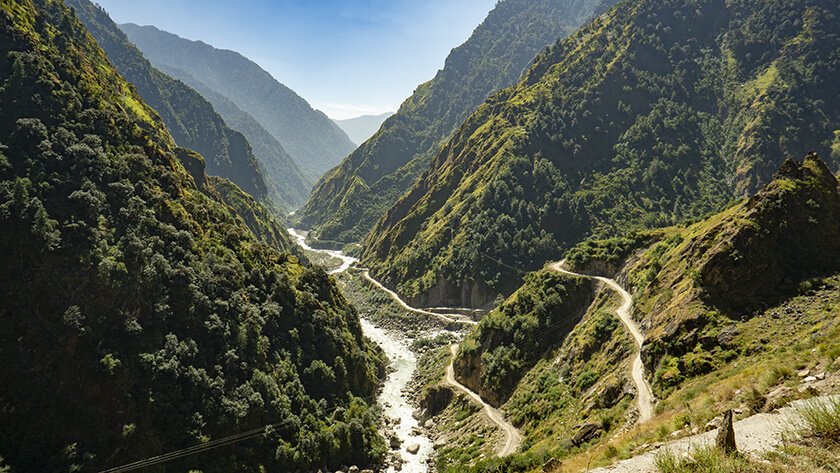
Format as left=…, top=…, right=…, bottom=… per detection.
left=360, top=270, right=477, bottom=326
left=360, top=271, right=522, bottom=456
left=288, top=227, right=520, bottom=456
left=444, top=344, right=523, bottom=457
left=551, top=261, right=655, bottom=422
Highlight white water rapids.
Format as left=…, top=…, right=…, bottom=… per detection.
left=288, top=228, right=433, bottom=472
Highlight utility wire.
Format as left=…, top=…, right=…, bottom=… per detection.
left=98, top=422, right=285, bottom=473
left=477, top=250, right=527, bottom=275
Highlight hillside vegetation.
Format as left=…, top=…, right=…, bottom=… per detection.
left=299, top=0, right=617, bottom=244
left=66, top=0, right=268, bottom=201
left=0, top=1, right=384, bottom=471
left=363, top=0, right=840, bottom=308
left=454, top=271, right=595, bottom=406
left=427, top=155, right=840, bottom=472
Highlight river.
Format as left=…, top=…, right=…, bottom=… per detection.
left=287, top=228, right=433, bottom=472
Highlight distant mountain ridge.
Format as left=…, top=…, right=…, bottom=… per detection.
left=158, top=63, right=312, bottom=211
left=298, top=0, right=619, bottom=244
left=333, top=112, right=394, bottom=145
left=121, top=23, right=356, bottom=184
left=66, top=0, right=267, bottom=200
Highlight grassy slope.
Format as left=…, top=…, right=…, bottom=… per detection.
left=422, top=155, right=840, bottom=472
left=423, top=286, right=635, bottom=472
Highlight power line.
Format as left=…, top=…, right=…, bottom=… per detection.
left=477, top=250, right=527, bottom=275
left=98, top=422, right=285, bottom=473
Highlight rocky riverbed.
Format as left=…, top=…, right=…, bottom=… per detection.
left=289, top=228, right=448, bottom=472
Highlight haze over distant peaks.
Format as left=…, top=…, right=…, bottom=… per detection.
left=120, top=23, right=357, bottom=184
left=333, top=112, right=395, bottom=146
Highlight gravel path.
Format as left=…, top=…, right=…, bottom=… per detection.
left=591, top=395, right=838, bottom=472
left=360, top=270, right=477, bottom=326
left=444, top=344, right=523, bottom=456
left=551, top=261, right=655, bottom=422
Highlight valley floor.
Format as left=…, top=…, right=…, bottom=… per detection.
left=291, top=229, right=840, bottom=473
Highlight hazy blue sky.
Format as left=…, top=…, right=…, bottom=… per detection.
left=95, top=0, right=498, bottom=119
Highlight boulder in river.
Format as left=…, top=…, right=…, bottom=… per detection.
left=407, top=443, right=420, bottom=454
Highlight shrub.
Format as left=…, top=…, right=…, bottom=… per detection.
left=762, top=365, right=793, bottom=389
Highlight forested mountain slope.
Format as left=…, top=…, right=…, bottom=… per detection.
left=299, top=0, right=617, bottom=244
left=364, top=0, right=840, bottom=308
left=121, top=23, right=356, bottom=184
left=66, top=0, right=267, bottom=200
left=0, top=1, right=384, bottom=472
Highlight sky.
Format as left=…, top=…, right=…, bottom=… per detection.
left=95, top=0, right=499, bottom=119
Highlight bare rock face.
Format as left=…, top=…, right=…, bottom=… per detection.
left=407, top=276, right=497, bottom=309
left=715, top=409, right=737, bottom=454
left=421, top=385, right=454, bottom=418
left=571, top=422, right=603, bottom=447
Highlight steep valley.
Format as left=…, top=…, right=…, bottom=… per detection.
left=2, top=0, right=840, bottom=472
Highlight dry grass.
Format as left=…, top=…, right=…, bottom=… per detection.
left=797, top=397, right=840, bottom=442
left=654, top=446, right=779, bottom=473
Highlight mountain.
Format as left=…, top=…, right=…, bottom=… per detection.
left=0, top=1, right=385, bottom=472
left=175, top=71, right=312, bottom=211
left=628, top=153, right=840, bottom=387
left=298, top=0, right=618, bottom=245
left=121, top=23, right=357, bottom=184
left=333, top=112, right=394, bottom=146
left=65, top=0, right=267, bottom=201
left=363, top=0, right=840, bottom=309
left=435, top=154, right=840, bottom=470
